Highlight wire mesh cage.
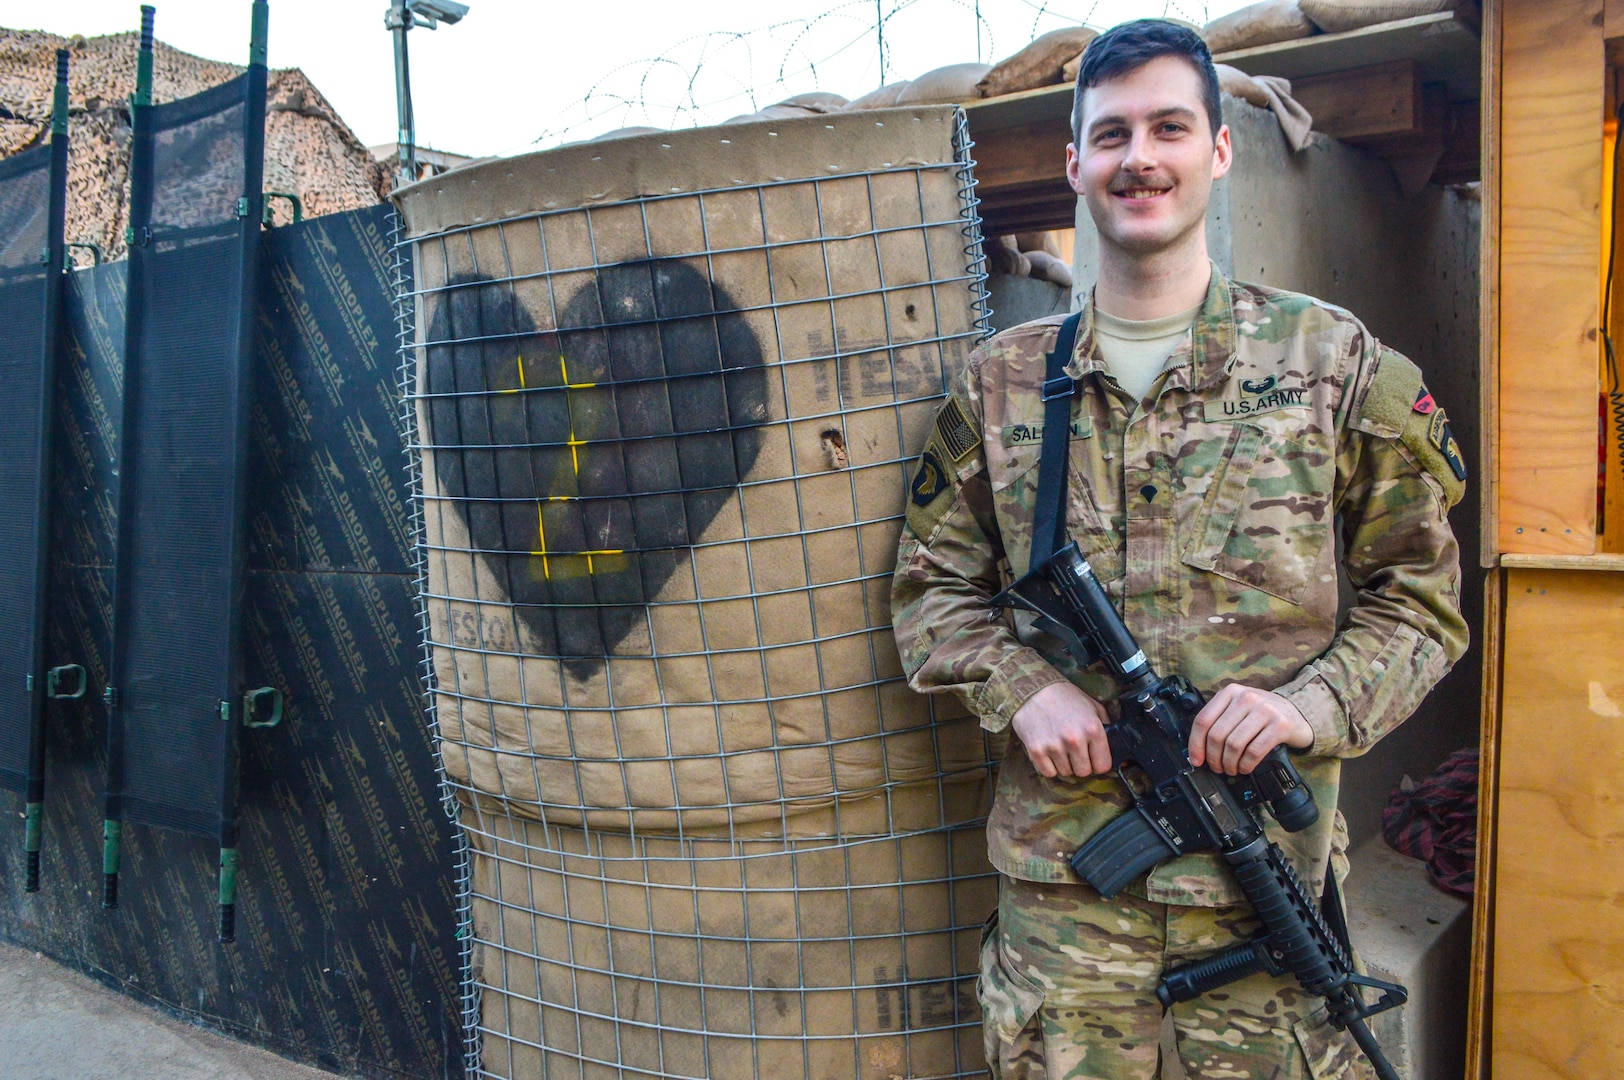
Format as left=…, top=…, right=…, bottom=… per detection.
left=395, top=105, right=998, bottom=1079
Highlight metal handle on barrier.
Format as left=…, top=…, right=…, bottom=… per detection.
left=263, top=192, right=303, bottom=226
left=46, top=664, right=86, bottom=700
left=242, top=686, right=283, bottom=728
left=66, top=242, right=103, bottom=268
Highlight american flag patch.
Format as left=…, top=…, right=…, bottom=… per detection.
left=934, top=398, right=979, bottom=463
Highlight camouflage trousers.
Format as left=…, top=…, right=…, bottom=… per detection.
left=978, top=876, right=1375, bottom=1079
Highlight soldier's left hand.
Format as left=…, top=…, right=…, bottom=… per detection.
left=1188, top=684, right=1313, bottom=775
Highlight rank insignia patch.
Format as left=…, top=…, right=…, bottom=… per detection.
left=910, top=450, right=948, bottom=506
left=934, top=398, right=979, bottom=463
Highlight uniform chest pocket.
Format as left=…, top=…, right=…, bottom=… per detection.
left=990, top=439, right=1122, bottom=584
left=1181, top=421, right=1332, bottom=604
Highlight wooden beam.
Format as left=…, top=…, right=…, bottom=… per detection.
left=1431, top=98, right=1482, bottom=186
left=966, top=118, right=1077, bottom=236
left=966, top=119, right=1070, bottom=196
left=1496, top=0, right=1602, bottom=555
left=1480, top=0, right=1502, bottom=568
left=1292, top=61, right=1423, bottom=141
left=1465, top=568, right=1505, bottom=1080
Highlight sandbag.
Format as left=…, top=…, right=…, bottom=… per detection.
left=1216, top=65, right=1315, bottom=151
left=895, top=63, right=992, bottom=105
left=771, top=91, right=849, bottom=113
left=1202, top=0, right=1317, bottom=54
left=844, top=81, right=911, bottom=110
left=1216, top=63, right=1273, bottom=109
left=724, top=103, right=821, bottom=124
left=1299, top=0, right=1460, bottom=33
left=1013, top=230, right=1061, bottom=257
left=987, top=234, right=1029, bottom=277
left=976, top=26, right=1098, bottom=98
left=1062, top=49, right=1087, bottom=85
left=1025, top=249, right=1073, bottom=289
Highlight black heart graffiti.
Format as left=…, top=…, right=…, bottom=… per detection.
left=422, top=259, right=770, bottom=677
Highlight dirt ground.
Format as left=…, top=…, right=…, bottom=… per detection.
left=0, top=940, right=342, bottom=1080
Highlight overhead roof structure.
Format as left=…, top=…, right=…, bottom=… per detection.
left=965, top=9, right=1484, bottom=234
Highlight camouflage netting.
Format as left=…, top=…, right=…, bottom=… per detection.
left=0, top=26, right=386, bottom=261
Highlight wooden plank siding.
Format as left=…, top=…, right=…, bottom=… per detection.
left=1489, top=569, right=1624, bottom=1077
left=1496, top=0, right=1604, bottom=555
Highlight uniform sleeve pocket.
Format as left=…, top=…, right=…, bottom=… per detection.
left=977, top=911, right=1047, bottom=1076
left=1182, top=421, right=1332, bottom=605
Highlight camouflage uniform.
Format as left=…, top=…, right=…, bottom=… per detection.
left=892, top=267, right=1468, bottom=1077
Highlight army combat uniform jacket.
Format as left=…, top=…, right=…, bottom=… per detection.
left=892, top=267, right=1469, bottom=907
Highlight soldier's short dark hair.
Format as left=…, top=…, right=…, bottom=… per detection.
left=1071, top=19, right=1223, bottom=147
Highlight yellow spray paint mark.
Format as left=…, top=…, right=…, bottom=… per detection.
left=518, top=353, right=621, bottom=579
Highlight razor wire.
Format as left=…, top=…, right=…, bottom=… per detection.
left=524, top=0, right=1223, bottom=151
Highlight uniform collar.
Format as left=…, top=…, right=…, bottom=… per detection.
left=1066, top=262, right=1237, bottom=393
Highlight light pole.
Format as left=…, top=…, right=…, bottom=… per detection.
left=386, top=0, right=468, bottom=190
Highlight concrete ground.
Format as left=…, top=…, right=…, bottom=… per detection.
left=0, top=941, right=342, bottom=1080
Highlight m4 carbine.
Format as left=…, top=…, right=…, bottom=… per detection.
left=993, top=542, right=1408, bottom=1080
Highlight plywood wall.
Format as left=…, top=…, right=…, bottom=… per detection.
left=1496, top=0, right=1604, bottom=555
left=1489, top=568, right=1624, bottom=1077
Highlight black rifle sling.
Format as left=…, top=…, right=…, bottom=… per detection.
left=1321, top=866, right=1355, bottom=960
left=1028, top=310, right=1084, bottom=573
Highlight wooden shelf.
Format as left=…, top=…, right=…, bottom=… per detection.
left=1215, top=10, right=1482, bottom=101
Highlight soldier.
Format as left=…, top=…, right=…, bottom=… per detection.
left=892, top=18, right=1468, bottom=1079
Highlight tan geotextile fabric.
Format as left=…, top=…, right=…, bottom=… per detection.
left=398, top=109, right=991, bottom=831
left=975, top=26, right=1097, bottom=98
left=1202, top=0, right=1318, bottom=54
left=1298, top=0, right=1462, bottom=33
left=465, top=778, right=997, bottom=1079
left=0, top=26, right=384, bottom=257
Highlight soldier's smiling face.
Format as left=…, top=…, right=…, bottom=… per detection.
left=1067, top=55, right=1232, bottom=259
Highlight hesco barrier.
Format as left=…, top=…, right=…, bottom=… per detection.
left=395, top=105, right=1001, bottom=1077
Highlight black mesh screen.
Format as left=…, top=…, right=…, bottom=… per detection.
left=114, top=76, right=251, bottom=836
left=0, top=146, right=49, bottom=271
left=149, top=79, right=246, bottom=235
left=0, top=147, right=51, bottom=793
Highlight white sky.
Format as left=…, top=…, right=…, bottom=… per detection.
left=15, top=1, right=1254, bottom=158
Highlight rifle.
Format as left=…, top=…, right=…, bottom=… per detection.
left=993, top=541, right=1408, bottom=1080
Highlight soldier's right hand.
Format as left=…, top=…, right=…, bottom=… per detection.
left=1011, top=682, right=1112, bottom=779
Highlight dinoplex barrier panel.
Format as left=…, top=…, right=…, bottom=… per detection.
left=397, top=106, right=1000, bottom=1078
left=0, top=205, right=465, bottom=1077
left=0, top=145, right=52, bottom=794
left=110, top=76, right=252, bottom=835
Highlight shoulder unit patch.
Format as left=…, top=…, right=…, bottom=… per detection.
left=910, top=450, right=949, bottom=507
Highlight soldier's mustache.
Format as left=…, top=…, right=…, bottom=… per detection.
left=1109, top=176, right=1175, bottom=193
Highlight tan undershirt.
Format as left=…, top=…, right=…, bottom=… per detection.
left=1093, top=302, right=1203, bottom=403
